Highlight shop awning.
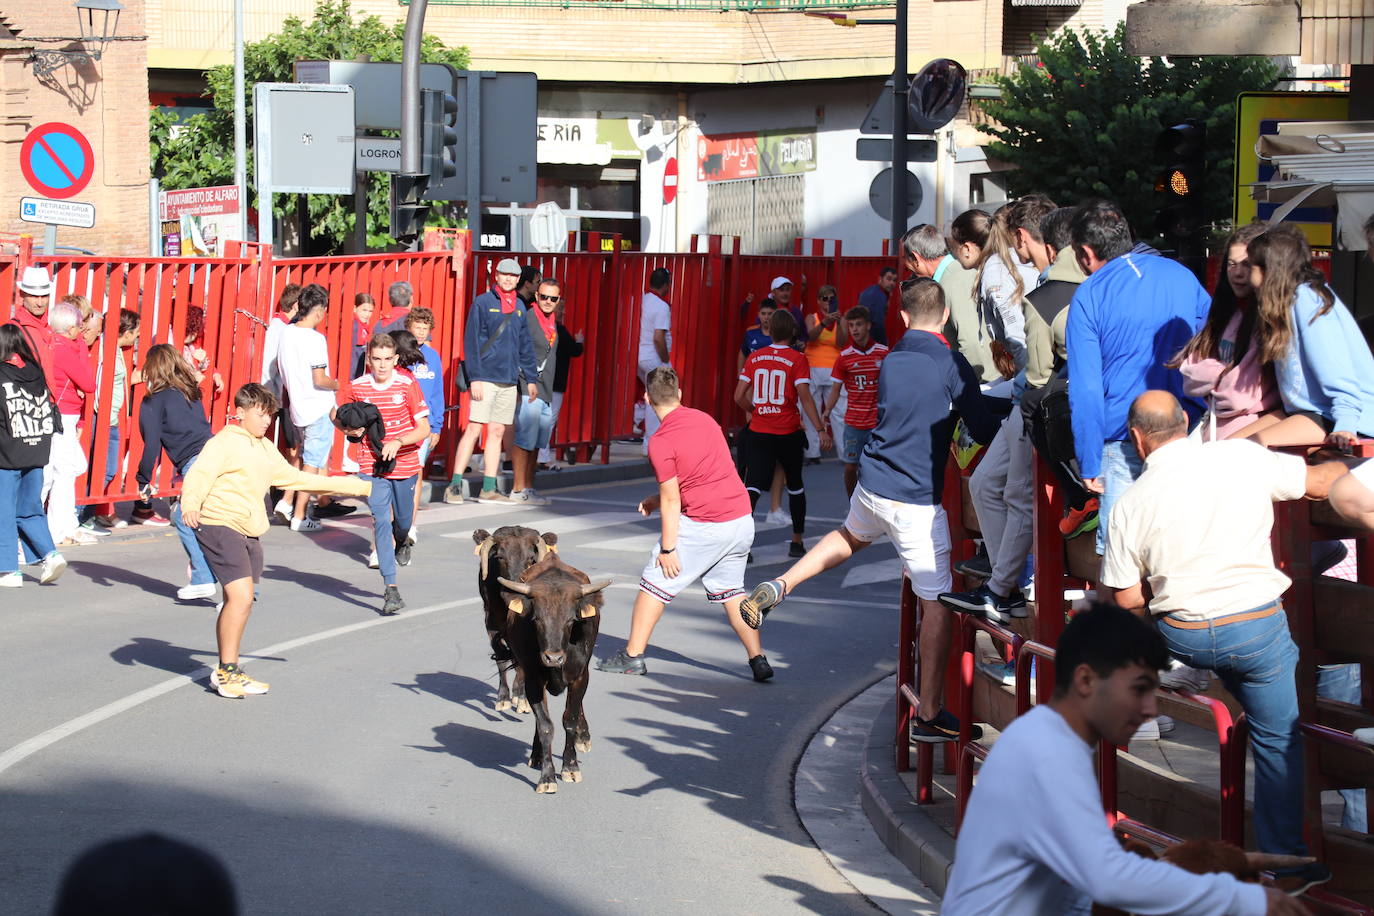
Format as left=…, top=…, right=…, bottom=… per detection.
left=1247, top=123, right=1374, bottom=250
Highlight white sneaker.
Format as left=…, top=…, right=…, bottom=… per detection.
left=1131, top=715, right=1175, bottom=742
left=177, top=583, right=218, bottom=601
left=512, top=488, right=549, bottom=506
left=367, top=549, right=379, bottom=569
left=764, top=508, right=789, bottom=526
left=290, top=517, right=322, bottom=533
left=39, top=552, right=67, bottom=584
left=1160, top=660, right=1211, bottom=695
left=273, top=498, right=293, bottom=523
left=0, top=572, right=21, bottom=588
left=62, top=529, right=99, bottom=547
left=406, top=526, right=418, bottom=547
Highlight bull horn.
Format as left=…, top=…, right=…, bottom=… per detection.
left=1245, top=852, right=1316, bottom=871
left=475, top=538, right=495, bottom=580
left=536, top=540, right=551, bottom=561
left=579, top=579, right=614, bottom=598
left=497, top=577, right=534, bottom=596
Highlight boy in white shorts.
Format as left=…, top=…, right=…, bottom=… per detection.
left=597, top=366, right=772, bottom=682
left=739, top=279, right=1001, bottom=734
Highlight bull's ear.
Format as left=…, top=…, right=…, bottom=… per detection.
left=472, top=529, right=490, bottom=545
left=540, top=531, right=558, bottom=547
left=508, top=598, right=527, bottom=616
left=578, top=602, right=598, bottom=619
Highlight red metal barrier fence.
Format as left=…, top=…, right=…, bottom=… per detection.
left=1, top=231, right=901, bottom=503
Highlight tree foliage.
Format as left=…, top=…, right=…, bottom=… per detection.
left=977, top=24, right=1279, bottom=239
left=149, top=0, right=469, bottom=253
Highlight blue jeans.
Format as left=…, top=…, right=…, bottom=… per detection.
left=1158, top=604, right=1307, bottom=860
left=173, top=455, right=215, bottom=586
left=1096, top=438, right=1144, bottom=555
left=1, top=467, right=58, bottom=574
left=366, top=474, right=417, bottom=585
left=1317, top=664, right=1367, bottom=832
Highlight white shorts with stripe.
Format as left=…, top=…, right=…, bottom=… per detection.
left=843, top=484, right=952, bottom=599
left=639, top=514, right=755, bottom=604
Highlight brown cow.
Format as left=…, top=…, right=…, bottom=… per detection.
left=497, top=553, right=610, bottom=794
left=472, top=526, right=556, bottom=714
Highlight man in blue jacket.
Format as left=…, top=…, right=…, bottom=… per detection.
left=444, top=258, right=539, bottom=504
left=739, top=278, right=1000, bottom=742
left=1065, top=200, right=1209, bottom=556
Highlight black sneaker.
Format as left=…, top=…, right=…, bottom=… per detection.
left=313, top=502, right=356, bottom=519
left=749, top=655, right=774, bottom=682
left=788, top=540, right=805, bottom=558
left=953, top=550, right=992, bottom=579
left=381, top=585, right=405, bottom=616
left=911, top=708, right=983, bottom=743
left=395, top=544, right=412, bottom=567
left=596, top=649, right=647, bottom=675
left=939, top=585, right=1027, bottom=623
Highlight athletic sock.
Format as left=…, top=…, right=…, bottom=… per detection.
left=449, top=473, right=463, bottom=487
left=219, top=662, right=238, bottom=673
left=482, top=476, right=498, bottom=493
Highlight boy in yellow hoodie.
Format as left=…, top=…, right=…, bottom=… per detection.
left=181, top=383, right=371, bottom=699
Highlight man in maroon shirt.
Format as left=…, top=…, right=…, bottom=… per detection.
left=597, top=366, right=773, bottom=682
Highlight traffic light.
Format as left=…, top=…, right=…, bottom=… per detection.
left=390, top=174, right=429, bottom=242
left=1152, top=119, right=1206, bottom=242
left=421, top=86, right=459, bottom=188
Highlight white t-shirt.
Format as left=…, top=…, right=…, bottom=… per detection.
left=942, top=705, right=1265, bottom=916
left=638, top=291, right=672, bottom=365
left=1101, top=438, right=1306, bottom=619
left=261, top=314, right=289, bottom=392
left=276, top=324, right=335, bottom=426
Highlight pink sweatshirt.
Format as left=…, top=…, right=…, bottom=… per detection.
left=1179, top=310, right=1280, bottom=439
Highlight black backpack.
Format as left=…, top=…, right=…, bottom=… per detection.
left=1020, top=372, right=1093, bottom=511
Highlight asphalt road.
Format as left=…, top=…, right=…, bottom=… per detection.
left=1, top=468, right=908, bottom=914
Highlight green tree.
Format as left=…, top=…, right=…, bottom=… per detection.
left=977, top=24, right=1279, bottom=240
left=149, top=0, right=469, bottom=253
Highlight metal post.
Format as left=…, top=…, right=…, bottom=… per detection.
left=467, top=73, right=483, bottom=251
left=42, top=224, right=56, bottom=255
left=353, top=172, right=368, bottom=253
left=890, top=0, right=908, bottom=248
left=253, top=85, right=273, bottom=251
left=149, top=177, right=161, bottom=256
left=233, top=0, right=247, bottom=241
left=400, top=0, right=428, bottom=176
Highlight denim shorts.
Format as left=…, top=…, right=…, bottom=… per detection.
left=297, top=414, right=335, bottom=468
left=513, top=397, right=554, bottom=451
left=842, top=425, right=872, bottom=464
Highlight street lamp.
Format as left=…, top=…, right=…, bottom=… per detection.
left=28, top=0, right=126, bottom=78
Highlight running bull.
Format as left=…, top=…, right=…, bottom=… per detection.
left=473, top=526, right=557, bottom=714
left=497, top=552, right=610, bottom=794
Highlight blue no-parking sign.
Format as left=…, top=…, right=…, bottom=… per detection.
left=20, top=122, right=95, bottom=200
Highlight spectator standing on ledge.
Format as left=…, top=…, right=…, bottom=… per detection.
left=443, top=259, right=539, bottom=504
left=856, top=266, right=897, bottom=345
left=637, top=267, right=673, bottom=453
left=1065, top=198, right=1210, bottom=558
left=596, top=366, right=770, bottom=681
left=1102, top=390, right=1345, bottom=895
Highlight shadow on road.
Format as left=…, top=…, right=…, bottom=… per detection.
left=69, top=561, right=178, bottom=598
left=109, top=637, right=285, bottom=676
left=409, top=721, right=538, bottom=790
left=394, top=671, right=516, bottom=724
left=259, top=564, right=379, bottom=611
left=0, top=776, right=586, bottom=914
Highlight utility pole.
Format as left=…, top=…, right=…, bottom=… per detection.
left=400, top=0, right=427, bottom=177
left=890, top=0, right=908, bottom=249
left=233, top=0, right=247, bottom=241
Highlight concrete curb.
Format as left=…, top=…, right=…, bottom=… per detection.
left=426, top=446, right=653, bottom=502
left=858, top=692, right=956, bottom=901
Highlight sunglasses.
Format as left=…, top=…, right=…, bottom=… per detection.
left=537, top=293, right=561, bottom=303
left=818, top=294, right=835, bottom=301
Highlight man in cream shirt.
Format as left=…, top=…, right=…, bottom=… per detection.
left=1102, top=390, right=1347, bottom=896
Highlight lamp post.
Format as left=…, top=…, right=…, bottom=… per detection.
left=29, top=0, right=125, bottom=78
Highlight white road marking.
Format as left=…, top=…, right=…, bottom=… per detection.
left=841, top=557, right=906, bottom=589
left=0, top=597, right=481, bottom=780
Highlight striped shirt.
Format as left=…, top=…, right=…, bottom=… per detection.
left=831, top=341, right=890, bottom=430
left=341, top=372, right=428, bottom=479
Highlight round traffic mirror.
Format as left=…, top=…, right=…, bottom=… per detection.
left=907, top=59, right=967, bottom=134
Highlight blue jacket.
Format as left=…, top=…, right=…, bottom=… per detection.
left=858, top=329, right=1000, bottom=506
left=1275, top=285, right=1374, bottom=436
left=410, top=343, right=446, bottom=433
left=859, top=284, right=891, bottom=344
left=1066, top=253, right=1209, bottom=479
left=464, top=289, right=538, bottom=387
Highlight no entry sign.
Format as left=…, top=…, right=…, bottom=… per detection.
left=20, top=122, right=95, bottom=200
